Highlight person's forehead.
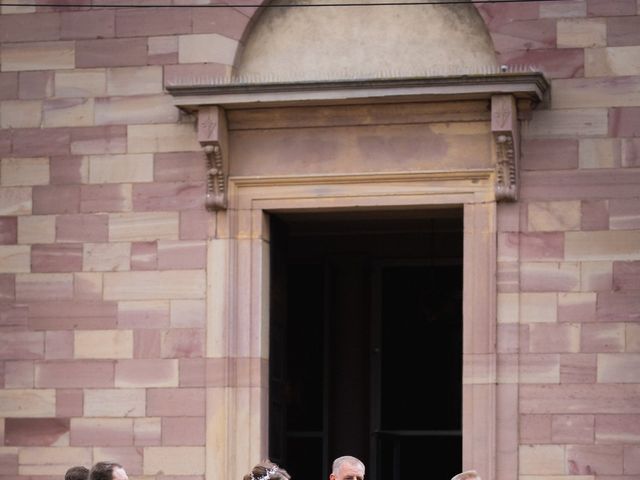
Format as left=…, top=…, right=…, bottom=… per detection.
left=338, top=465, right=364, bottom=476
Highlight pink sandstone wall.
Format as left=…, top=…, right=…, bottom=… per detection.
left=0, top=1, right=639, bottom=479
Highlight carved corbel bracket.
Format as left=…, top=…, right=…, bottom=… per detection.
left=198, top=106, right=229, bottom=211
left=491, top=95, right=519, bottom=202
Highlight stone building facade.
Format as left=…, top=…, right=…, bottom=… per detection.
left=0, top=1, right=639, bottom=480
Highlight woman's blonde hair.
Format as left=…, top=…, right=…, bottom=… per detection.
left=243, top=460, right=291, bottom=480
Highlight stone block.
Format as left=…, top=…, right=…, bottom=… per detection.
left=581, top=200, right=609, bottom=231
left=0, top=331, right=44, bottom=359
left=491, top=19, right=556, bottom=53
left=33, top=185, right=79, bottom=215
left=498, top=48, right=584, bottom=79
left=521, top=262, right=581, bottom=292
left=0, top=12, right=60, bottom=42
left=610, top=107, right=640, bottom=137
left=157, top=241, right=206, bottom=270
left=560, top=353, right=597, bottom=383
left=0, top=273, right=16, bottom=301
left=13, top=128, right=71, bottom=157
left=148, top=36, right=178, bottom=65
left=528, top=201, right=581, bottom=231
left=170, top=300, right=205, bottom=329
left=83, top=242, right=130, bottom=272
left=0, top=448, right=19, bottom=475
left=1, top=41, right=74, bottom=72
left=154, top=152, right=206, bottom=183
left=597, top=292, right=640, bottom=322
left=579, top=138, right=621, bottom=169
left=622, top=139, right=640, bottom=167
left=127, top=123, right=200, bottom=154
left=117, top=301, right=170, bottom=329
left=627, top=324, right=640, bottom=352
left=45, top=330, right=74, bottom=359
left=56, top=214, right=108, bottom=243
left=607, top=17, right=640, bottom=46
left=130, top=242, right=157, bottom=271
left=75, top=38, right=147, bottom=68
left=70, top=125, right=126, bottom=155
left=133, top=182, right=205, bottom=213
left=180, top=209, right=210, bottom=241
left=613, top=261, right=640, bottom=290
left=0, top=100, right=42, bottom=128
left=0, top=245, right=30, bottom=273
left=55, top=69, right=106, bottom=98
left=521, top=384, right=640, bottom=413
left=74, top=330, right=134, bottom=359
left=178, top=33, right=238, bottom=65
left=0, top=187, right=32, bottom=216
left=18, top=71, right=54, bottom=100
left=70, top=418, right=133, bottom=446
left=581, top=323, right=625, bottom=352
left=610, top=199, right=640, bottom=230
left=529, top=323, right=581, bottom=353
left=84, top=388, right=145, bottom=417
left=143, top=446, right=205, bottom=475
left=540, top=0, right=587, bottom=18
left=558, top=292, right=596, bottom=323
left=0, top=389, right=55, bottom=417
left=164, top=63, right=230, bottom=87
left=161, top=329, right=205, bottom=359
left=566, top=230, right=640, bottom=260
left=521, top=292, right=558, bottom=323
left=4, top=360, right=34, bottom=388
left=520, top=414, right=552, bottom=443
left=115, top=8, right=191, bottom=37
left=191, top=7, right=248, bottom=40
left=106, top=66, right=163, bottom=96
left=115, top=359, right=179, bottom=388
left=50, top=155, right=89, bottom=185
left=0, top=72, right=18, bottom=100
left=519, top=353, right=560, bottom=383
left=80, top=184, right=132, bottom=213
left=88, top=153, right=154, bottom=184
left=28, top=300, right=117, bottom=330
left=104, top=270, right=205, bottom=300
left=16, top=273, right=73, bottom=301
left=18, top=447, right=91, bottom=475
left=519, top=444, right=565, bottom=475
left=586, top=46, right=640, bottom=77
left=566, top=444, right=623, bottom=475
left=56, top=389, right=83, bottom=417
left=0, top=216, right=17, bottom=244
left=60, top=10, right=115, bottom=40
left=598, top=353, right=640, bottom=383
left=109, top=212, right=179, bottom=242
left=595, top=414, right=640, bottom=444
left=133, top=329, right=161, bottom=358
left=581, top=261, right=613, bottom=291
left=4, top=418, right=70, bottom=446
left=524, top=108, right=608, bottom=137
left=146, top=388, right=205, bottom=416
left=95, top=94, right=179, bottom=126
left=162, top=417, right=205, bottom=446
left=587, top=0, right=636, bottom=16
left=179, top=358, right=205, bottom=387
left=43, top=97, right=94, bottom=128
left=552, top=77, right=640, bottom=108
left=625, top=445, right=640, bottom=473
left=552, top=414, right=595, bottom=444
left=557, top=18, right=607, bottom=48
left=520, top=233, right=564, bottom=260
left=35, top=360, right=114, bottom=388
left=134, top=417, right=161, bottom=446
left=31, top=243, right=83, bottom=273
left=73, top=272, right=102, bottom=300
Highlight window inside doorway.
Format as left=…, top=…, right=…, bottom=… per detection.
left=269, top=209, right=463, bottom=480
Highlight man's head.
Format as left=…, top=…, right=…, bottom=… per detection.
left=330, top=456, right=365, bottom=480
left=451, top=470, right=481, bottom=480
left=90, top=462, right=128, bottom=480
left=65, top=466, right=89, bottom=480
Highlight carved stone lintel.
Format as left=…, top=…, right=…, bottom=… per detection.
left=198, top=106, right=229, bottom=211
left=491, top=95, right=519, bottom=202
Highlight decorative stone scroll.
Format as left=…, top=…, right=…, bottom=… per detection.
left=491, top=95, right=519, bottom=202
left=198, top=106, right=229, bottom=211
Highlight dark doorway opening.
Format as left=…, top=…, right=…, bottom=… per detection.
left=269, top=209, right=463, bottom=480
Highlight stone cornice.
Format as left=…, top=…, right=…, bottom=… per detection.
left=167, top=72, right=548, bottom=110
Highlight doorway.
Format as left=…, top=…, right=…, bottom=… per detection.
left=269, top=208, right=463, bottom=480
